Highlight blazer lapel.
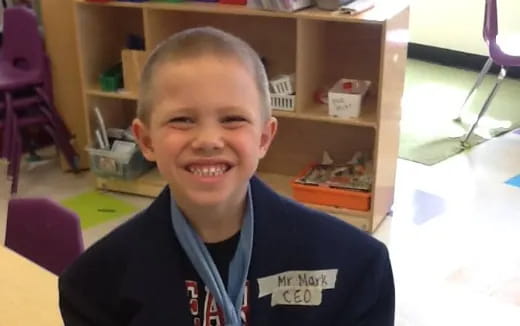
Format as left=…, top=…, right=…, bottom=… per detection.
left=119, top=187, right=192, bottom=325
left=248, top=175, right=297, bottom=326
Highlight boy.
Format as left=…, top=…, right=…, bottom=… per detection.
left=59, top=27, right=394, bottom=326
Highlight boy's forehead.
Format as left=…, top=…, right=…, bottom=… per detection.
left=152, top=57, right=257, bottom=96
left=155, top=55, right=245, bottom=76
left=149, top=58, right=262, bottom=114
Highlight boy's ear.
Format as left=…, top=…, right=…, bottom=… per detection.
left=258, top=117, right=278, bottom=159
left=132, top=118, right=156, bottom=162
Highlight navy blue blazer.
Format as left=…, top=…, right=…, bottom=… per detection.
left=59, top=176, right=394, bottom=325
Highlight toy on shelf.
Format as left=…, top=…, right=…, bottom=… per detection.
left=99, top=63, right=123, bottom=92
left=328, top=78, right=371, bottom=118
left=314, top=86, right=329, bottom=105
left=291, top=151, right=372, bottom=211
left=296, top=151, right=372, bottom=192
left=126, top=34, right=145, bottom=51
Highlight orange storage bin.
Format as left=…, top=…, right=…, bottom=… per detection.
left=291, top=165, right=371, bottom=211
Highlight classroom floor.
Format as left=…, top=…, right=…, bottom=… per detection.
left=1, top=67, right=520, bottom=325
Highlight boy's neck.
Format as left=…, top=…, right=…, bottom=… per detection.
left=175, top=196, right=246, bottom=244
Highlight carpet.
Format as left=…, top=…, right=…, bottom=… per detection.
left=399, top=60, right=520, bottom=165
left=60, top=190, right=139, bottom=229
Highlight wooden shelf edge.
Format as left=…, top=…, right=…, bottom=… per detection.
left=75, top=0, right=400, bottom=23
left=76, top=0, right=295, bottom=19
left=76, top=0, right=142, bottom=8
left=95, top=168, right=166, bottom=197
left=96, top=176, right=162, bottom=197
left=273, top=110, right=377, bottom=128
left=83, top=94, right=375, bottom=127
left=86, top=89, right=138, bottom=100
left=299, top=111, right=377, bottom=128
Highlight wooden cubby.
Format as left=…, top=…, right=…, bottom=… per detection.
left=73, top=0, right=409, bottom=232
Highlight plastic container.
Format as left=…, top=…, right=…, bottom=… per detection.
left=271, top=93, right=295, bottom=111
left=291, top=165, right=371, bottom=211
left=86, top=146, right=153, bottom=180
left=328, top=79, right=371, bottom=119
left=99, top=63, right=123, bottom=92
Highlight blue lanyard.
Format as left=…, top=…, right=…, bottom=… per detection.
left=170, top=185, right=254, bottom=326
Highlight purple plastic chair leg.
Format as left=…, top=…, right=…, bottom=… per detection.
left=2, top=92, right=14, bottom=174
left=35, top=87, right=79, bottom=171
left=10, top=124, right=22, bottom=193
left=2, top=94, right=11, bottom=159
left=458, top=0, right=520, bottom=146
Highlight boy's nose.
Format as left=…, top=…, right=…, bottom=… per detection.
left=191, top=127, right=225, bottom=153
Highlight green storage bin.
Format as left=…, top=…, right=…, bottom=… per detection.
left=99, top=63, right=123, bottom=92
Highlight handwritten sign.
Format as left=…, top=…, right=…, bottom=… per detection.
left=257, top=269, right=338, bottom=306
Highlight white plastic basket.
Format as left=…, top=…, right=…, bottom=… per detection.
left=270, top=74, right=295, bottom=95
left=271, top=93, right=295, bottom=111
left=85, top=146, right=153, bottom=180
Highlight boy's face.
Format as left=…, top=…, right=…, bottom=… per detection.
left=133, top=56, right=277, bottom=210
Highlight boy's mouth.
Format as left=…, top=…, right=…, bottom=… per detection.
left=186, top=163, right=231, bottom=177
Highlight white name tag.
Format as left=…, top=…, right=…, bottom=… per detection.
left=257, top=269, right=338, bottom=306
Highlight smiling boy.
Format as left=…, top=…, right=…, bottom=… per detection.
left=59, top=27, right=394, bottom=326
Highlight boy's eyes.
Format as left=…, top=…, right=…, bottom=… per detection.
left=221, top=116, right=247, bottom=124
left=169, top=117, right=194, bottom=124
left=167, top=116, right=248, bottom=127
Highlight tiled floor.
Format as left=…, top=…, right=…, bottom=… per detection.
left=385, top=131, right=520, bottom=325
left=1, top=129, right=519, bottom=325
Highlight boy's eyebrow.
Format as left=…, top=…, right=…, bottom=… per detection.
left=217, top=105, right=251, bottom=113
left=156, top=104, right=254, bottom=119
left=162, top=106, right=197, bottom=115
left=170, top=105, right=251, bottom=114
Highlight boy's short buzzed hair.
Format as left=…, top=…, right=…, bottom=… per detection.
left=137, top=27, right=271, bottom=124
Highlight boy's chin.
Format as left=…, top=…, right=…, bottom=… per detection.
left=175, top=188, right=244, bottom=209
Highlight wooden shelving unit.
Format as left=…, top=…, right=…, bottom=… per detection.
left=74, top=0, right=409, bottom=232
left=86, top=88, right=139, bottom=100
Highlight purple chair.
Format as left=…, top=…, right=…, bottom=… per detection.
left=5, top=197, right=85, bottom=275
left=0, top=6, right=79, bottom=193
left=455, top=0, right=520, bottom=146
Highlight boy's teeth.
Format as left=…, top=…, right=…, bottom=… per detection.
left=188, top=164, right=227, bottom=177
